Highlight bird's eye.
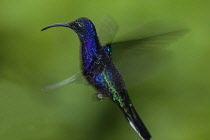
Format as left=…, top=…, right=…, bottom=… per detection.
left=78, top=23, right=82, bottom=27
left=75, top=22, right=82, bottom=28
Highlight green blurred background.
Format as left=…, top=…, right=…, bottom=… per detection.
left=0, top=0, right=210, bottom=140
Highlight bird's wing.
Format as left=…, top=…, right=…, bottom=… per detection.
left=42, top=71, right=88, bottom=91
left=111, top=28, right=189, bottom=87
left=99, top=18, right=189, bottom=87
left=98, top=16, right=118, bottom=46
left=98, top=16, right=118, bottom=59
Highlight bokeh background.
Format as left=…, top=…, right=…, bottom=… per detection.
left=0, top=0, right=210, bottom=140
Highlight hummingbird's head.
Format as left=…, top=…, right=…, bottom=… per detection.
left=41, top=17, right=96, bottom=37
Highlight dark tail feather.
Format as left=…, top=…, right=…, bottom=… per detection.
left=119, top=101, right=151, bottom=140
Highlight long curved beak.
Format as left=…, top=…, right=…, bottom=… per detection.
left=41, top=23, right=70, bottom=31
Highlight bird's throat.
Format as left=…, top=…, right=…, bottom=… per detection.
left=79, top=34, right=101, bottom=72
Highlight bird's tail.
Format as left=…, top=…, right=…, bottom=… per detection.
left=119, top=98, right=151, bottom=140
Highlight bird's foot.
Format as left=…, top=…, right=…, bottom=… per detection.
left=96, top=92, right=105, bottom=101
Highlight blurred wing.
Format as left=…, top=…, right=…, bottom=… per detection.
left=111, top=29, right=189, bottom=87
left=98, top=16, right=118, bottom=46
left=43, top=71, right=88, bottom=91
left=98, top=16, right=118, bottom=59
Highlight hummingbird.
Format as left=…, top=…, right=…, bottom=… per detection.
left=41, top=17, right=152, bottom=140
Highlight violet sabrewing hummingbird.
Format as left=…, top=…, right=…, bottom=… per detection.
left=41, top=17, right=151, bottom=140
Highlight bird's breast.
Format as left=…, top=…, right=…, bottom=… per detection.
left=81, top=40, right=100, bottom=71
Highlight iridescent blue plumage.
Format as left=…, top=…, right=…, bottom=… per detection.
left=41, top=17, right=151, bottom=140
left=103, top=44, right=112, bottom=59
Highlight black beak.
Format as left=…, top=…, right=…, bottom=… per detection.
left=41, top=23, right=70, bottom=31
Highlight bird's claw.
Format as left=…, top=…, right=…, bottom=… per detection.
left=97, top=92, right=104, bottom=101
